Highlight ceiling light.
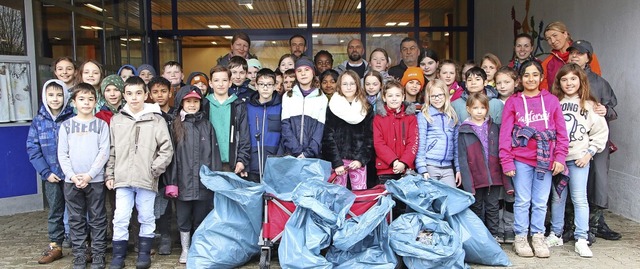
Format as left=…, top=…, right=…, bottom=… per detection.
left=312, top=35, right=318, bottom=38
left=397, top=22, right=409, bottom=26
left=220, top=25, right=231, bottom=28
left=312, top=23, right=320, bottom=27
left=372, top=34, right=382, bottom=37
left=120, top=38, right=127, bottom=41
left=120, top=44, right=126, bottom=47
left=158, top=37, right=163, bottom=40
left=339, top=40, right=345, bottom=43
left=382, top=34, right=391, bottom=37
left=444, top=32, right=450, bottom=36
left=298, top=23, right=320, bottom=28
left=385, top=22, right=397, bottom=26
left=130, top=38, right=141, bottom=41
left=53, top=37, right=61, bottom=40
left=271, top=41, right=276, bottom=44
left=207, top=25, right=219, bottom=29
left=211, top=41, right=217, bottom=45
left=244, top=4, right=253, bottom=10
left=84, top=3, right=105, bottom=12
left=80, top=26, right=92, bottom=30
left=224, top=36, right=232, bottom=39
left=91, top=26, right=103, bottom=30
left=357, top=2, right=361, bottom=9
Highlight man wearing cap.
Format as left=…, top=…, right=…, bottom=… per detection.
left=389, top=37, right=421, bottom=80
left=568, top=40, right=621, bottom=241
left=335, top=39, right=369, bottom=78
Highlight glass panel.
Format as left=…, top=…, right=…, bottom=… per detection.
left=313, top=0, right=360, bottom=28
left=126, top=34, right=144, bottom=67
left=104, top=24, right=124, bottom=74
left=0, top=62, right=33, bottom=122
left=419, top=0, right=468, bottom=27
left=366, top=0, right=413, bottom=27
left=177, top=0, right=306, bottom=29
left=127, top=0, right=142, bottom=30
left=75, top=14, right=104, bottom=63
left=34, top=0, right=74, bottom=59
left=365, top=33, right=411, bottom=68
left=158, top=36, right=177, bottom=71
left=419, top=31, right=468, bottom=64
left=0, top=2, right=27, bottom=56
left=312, top=33, right=360, bottom=69
left=104, top=0, right=128, bottom=25
left=151, top=0, right=173, bottom=30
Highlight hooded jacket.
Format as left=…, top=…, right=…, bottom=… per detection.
left=322, top=94, right=374, bottom=169
left=166, top=86, right=220, bottom=201
left=499, top=90, right=568, bottom=173
left=586, top=70, right=617, bottom=122
left=280, top=85, right=328, bottom=158
left=458, top=117, right=512, bottom=194
left=246, top=91, right=283, bottom=175
left=106, top=103, right=174, bottom=192
left=229, top=79, right=254, bottom=103
left=451, top=85, right=504, bottom=124
left=26, top=79, right=75, bottom=180
left=205, top=93, right=250, bottom=169
left=373, top=100, right=419, bottom=175
left=117, top=64, right=138, bottom=76
left=541, top=48, right=601, bottom=90
left=185, top=72, right=210, bottom=95
left=415, top=105, right=460, bottom=174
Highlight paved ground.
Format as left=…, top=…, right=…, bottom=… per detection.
left=1, top=210, right=638, bottom=268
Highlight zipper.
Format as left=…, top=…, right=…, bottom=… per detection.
left=441, top=114, right=449, bottom=165
left=261, top=106, right=267, bottom=158
left=300, top=95, right=305, bottom=143
left=401, top=121, right=406, bottom=145
left=134, top=126, right=140, bottom=153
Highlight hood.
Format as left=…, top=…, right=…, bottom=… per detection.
left=186, top=72, right=209, bottom=85
left=41, top=79, right=71, bottom=120
left=248, top=90, right=282, bottom=106
left=174, top=85, right=205, bottom=112
left=375, top=99, right=415, bottom=116
left=117, top=64, right=138, bottom=76
left=121, top=102, right=162, bottom=120
left=459, top=116, right=492, bottom=133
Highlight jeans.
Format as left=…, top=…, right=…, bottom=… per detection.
left=112, top=187, right=156, bottom=241
left=513, top=161, right=552, bottom=236
left=44, top=181, right=65, bottom=244
left=426, top=165, right=456, bottom=187
left=64, top=182, right=107, bottom=257
left=551, top=162, right=590, bottom=240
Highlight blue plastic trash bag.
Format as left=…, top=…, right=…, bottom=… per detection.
left=279, top=180, right=355, bottom=269
left=262, top=156, right=332, bottom=200
left=389, top=213, right=468, bottom=269
left=187, top=166, right=265, bottom=269
left=385, top=175, right=475, bottom=219
left=326, top=194, right=397, bottom=268
left=447, top=209, right=511, bottom=266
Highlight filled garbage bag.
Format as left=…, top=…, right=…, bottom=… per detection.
left=385, top=175, right=475, bottom=219
left=262, top=156, right=333, bottom=200
left=279, top=179, right=355, bottom=269
left=187, top=166, right=265, bottom=269
left=326, top=194, right=397, bottom=268
left=388, top=213, right=467, bottom=269
left=447, top=209, right=511, bottom=266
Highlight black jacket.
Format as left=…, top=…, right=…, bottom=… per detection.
left=322, top=104, right=374, bottom=169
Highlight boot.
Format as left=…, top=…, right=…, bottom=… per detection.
left=531, top=233, right=550, bottom=258
left=157, top=234, right=172, bottom=255
left=596, top=215, right=622, bottom=240
left=109, top=240, right=127, bottom=269
left=136, top=237, right=153, bottom=269
left=513, top=234, right=534, bottom=257
left=179, top=232, right=190, bottom=264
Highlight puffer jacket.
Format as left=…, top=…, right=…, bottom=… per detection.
left=373, top=100, right=419, bottom=175
left=322, top=95, right=374, bottom=168
left=415, top=105, right=459, bottom=174
left=246, top=91, right=283, bottom=175
left=166, top=86, right=220, bottom=201
left=26, top=79, right=74, bottom=180
left=106, top=103, right=174, bottom=192
left=280, top=85, right=328, bottom=158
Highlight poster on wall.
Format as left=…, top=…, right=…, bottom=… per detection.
left=0, top=62, right=32, bottom=123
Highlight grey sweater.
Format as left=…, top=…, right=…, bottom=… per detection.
left=57, top=117, right=110, bottom=183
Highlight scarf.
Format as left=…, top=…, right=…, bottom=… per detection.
left=328, top=94, right=367, bottom=124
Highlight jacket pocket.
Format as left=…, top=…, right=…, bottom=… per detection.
left=427, top=139, right=438, bottom=151
left=267, top=114, right=282, bottom=132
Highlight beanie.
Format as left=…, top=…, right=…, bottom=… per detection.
left=100, top=74, right=125, bottom=94
left=401, top=67, right=425, bottom=87
left=137, top=64, right=157, bottom=76
left=247, top=58, right=262, bottom=70
left=190, top=74, right=208, bottom=86
left=295, top=56, right=315, bottom=73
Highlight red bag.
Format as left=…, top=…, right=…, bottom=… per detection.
left=608, top=140, right=618, bottom=154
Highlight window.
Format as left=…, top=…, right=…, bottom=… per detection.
left=0, top=2, right=27, bottom=56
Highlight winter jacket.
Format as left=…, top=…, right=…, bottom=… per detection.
left=205, top=94, right=251, bottom=168
left=499, top=90, right=568, bottom=173
left=415, top=105, right=459, bottom=174
left=335, top=59, right=369, bottom=78
left=451, top=86, right=504, bottom=124
left=26, top=79, right=74, bottom=180
left=246, top=91, right=283, bottom=175
left=388, top=60, right=410, bottom=80
left=541, top=48, right=601, bottom=90
left=559, top=96, right=609, bottom=161
left=322, top=94, right=374, bottom=169
left=229, top=79, right=254, bottom=102
left=373, top=100, right=419, bottom=175
left=106, top=103, right=174, bottom=192
left=280, top=85, right=328, bottom=158
left=586, top=70, right=618, bottom=122
left=167, top=87, right=220, bottom=201
left=458, top=118, right=512, bottom=194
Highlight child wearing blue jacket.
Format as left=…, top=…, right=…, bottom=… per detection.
left=27, top=79, right=74, bottom=264
left=415, top=79, right=461, bottom=187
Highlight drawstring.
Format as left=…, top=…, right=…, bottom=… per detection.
left=521, top=93, right=549, bottom=128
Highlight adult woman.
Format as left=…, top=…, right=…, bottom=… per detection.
left=541, top=21, right=601, bottom=90
left=216, top=32, right=257, bottom=67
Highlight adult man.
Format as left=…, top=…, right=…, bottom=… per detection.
left=289, top=34, right=307, bottom=59
left=335, top=39, right=369, bottom=78
left=389, top=37, right=420, bottom=79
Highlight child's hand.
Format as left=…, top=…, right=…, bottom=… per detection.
left=297, top=153, right=305, bottom=159
left=506, top=189, right=515, bottom=195
left=392, top=161, right=406, bottom=174
left=165, top=185, right=179, bottom=198
left=595, top=103, right=607, bottom=117
left=72, top=175, right=86, bottom=189
left=105, top=180, right=114, bottom=190
left=347, top=161, right=362, bottom=170
left=575, top=153, right=592, bottom=168
left=422, top=173, right=430, bottom=180
left=234, top=162, right=248, bottom=177
left=455, top=172, right=462, bottom=187
left=504, top=170, right=516, bottom=177
left=46, top=174, right=62, bottom=183
left=552, top=161, right=565, bottom=176
left=334, top=166, right=346, bottom=176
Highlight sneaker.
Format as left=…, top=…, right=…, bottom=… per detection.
left=531, top=233, right=550, bottom=258
left=38, top=243, right=63, bottom=264
left=90, top=253, right=106, bottom=269
left=85, top=241, right=92, bottom=263
left=494, top=234, right=504, bottom=244
left=587, top=230, right=597, bottom=246
left=574, top=239, right=593, bottom=258
left=546, top=233, right=564, bottom=247
left=513, top=235, right=534, bottom=257
left=62, top=233, right=72, bottom=248
left=72, top=256, right=86, bottom=269
left=504, top=231, right=515, bottom=244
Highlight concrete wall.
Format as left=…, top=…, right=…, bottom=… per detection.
left=475, top=0, right=640, bottom=221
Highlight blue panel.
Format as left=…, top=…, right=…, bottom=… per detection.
left=0, top=126, right=38, bottom=198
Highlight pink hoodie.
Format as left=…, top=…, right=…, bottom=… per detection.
left=499, top=90, right=568, bottom=173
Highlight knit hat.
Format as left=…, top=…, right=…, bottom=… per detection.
left=401, top=67, right=425, bottom=87
left=100, top=74, right=125, bottom=94
left=137, top=64, right=156, bottom=76
left=247, top=58, right=262, bottom=70
left=190, top=74, right=208, bottom=85
left=295, top=56, right=315, bottom=72
left=568, top=40, right=593, bottom=55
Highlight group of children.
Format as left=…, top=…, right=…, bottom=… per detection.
left=28, top=22, right=618, bottom=268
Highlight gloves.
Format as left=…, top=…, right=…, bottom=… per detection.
left=165, top=185, right=178, bottom=198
